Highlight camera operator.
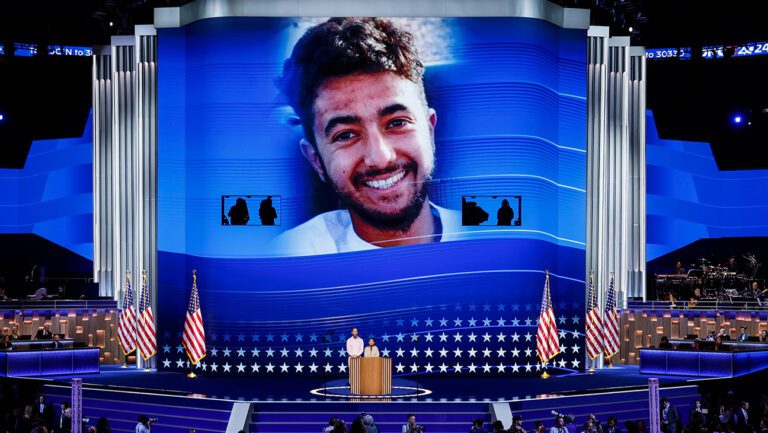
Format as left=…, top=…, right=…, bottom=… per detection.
left=403, top=414, right=425, bottom=433
left=136, top=415, right=154, bottom=433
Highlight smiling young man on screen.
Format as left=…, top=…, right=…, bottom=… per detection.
left=276, top=17, right=460, bottom=255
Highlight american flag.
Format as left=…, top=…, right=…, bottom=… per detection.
left=137, top=271, right=157, bottom=360
left=182, top=270, right=206, bottom=364
left=603, top=273, right=620, bottom=357
left=585, top=271, right=604, bottom=359
left=117, top=272, right=137, bottom=355
left=536, top=270, right=560, bottom=364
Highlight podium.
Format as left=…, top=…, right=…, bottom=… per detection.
left=350, top=357, right=392, bottom=395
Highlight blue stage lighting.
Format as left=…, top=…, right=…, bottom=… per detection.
left=0, top=113, right=4, bottom=121
left=733, top=115, right=742, bottom=124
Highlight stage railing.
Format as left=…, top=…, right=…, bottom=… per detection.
left=626, top=300, right=767, bottom=311
left=0, top=300, right=118, bottom=310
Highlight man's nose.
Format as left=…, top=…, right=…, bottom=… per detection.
left=363, top=130, right=396, bottom=168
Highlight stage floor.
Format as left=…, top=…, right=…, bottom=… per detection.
left=35, top=365, right=705, bottom=402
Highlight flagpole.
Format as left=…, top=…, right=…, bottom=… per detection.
left=142, top=270, right=153, bottom=372
left=122, top=270, right=130, bottom=369
left=187, top=270, right=199, bottom=379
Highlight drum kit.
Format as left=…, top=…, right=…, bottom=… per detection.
left=655, top=255, right=764, bottom=302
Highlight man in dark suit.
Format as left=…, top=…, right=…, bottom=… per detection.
left=734, top=401, right=751, bottom=433
left=689, top=400, right=706, bottom=429
left=34, top=394, right=56, bottom=431
left=737, top=327, right=751, bottom=342
left=36, top=323, right=53, bottom=340
left=50, top=334, right=64, bottom=349
left=661, top=398, right=680, bottom=433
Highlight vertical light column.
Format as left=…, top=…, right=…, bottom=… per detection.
left=135, top=25, right=159, bottom=315
left=111, top=36, right=138, bottom=300
left=628, top=47, right=647, bottom=300
left=586, top=26, right=609, bottom=369
left=93, top=46, right=114, bottom=297
left=607, top=36, right=631, bottom=307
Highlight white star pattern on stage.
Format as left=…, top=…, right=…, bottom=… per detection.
left=160, top=301, right=585, bottom=377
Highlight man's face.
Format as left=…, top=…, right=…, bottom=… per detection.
left=408, top=416, right=416, bottom=426
left=369, top=339, right=375, bottom=347
left=53, top=335, right=60, bottom=342
left=352, top=328, right=358, bottom=338
left=44, top=324, right=51, bottom=331
left=303, top=71, right=437, bottom=232
left=556, top=418, right=564, bottom=427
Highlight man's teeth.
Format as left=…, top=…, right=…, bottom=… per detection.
left=364, top=171, right=406, bottom=190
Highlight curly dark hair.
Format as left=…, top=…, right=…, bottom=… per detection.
left=279, top=17, right=426, bottom=146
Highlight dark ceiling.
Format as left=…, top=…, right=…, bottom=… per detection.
left=0, top=0, right=767, bottom=169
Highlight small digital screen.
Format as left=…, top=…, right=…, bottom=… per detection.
left=462, top=195, right=522, bottom=226
left=221, top=195, right=281, bottom=226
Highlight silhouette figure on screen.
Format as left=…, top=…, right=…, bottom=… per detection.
left=462, top=197, right=489, bottom=226
left=496, top=199, right=514, bottom=226
left=228, top=198, right=250, bottom=225
left=259, top=196, right=278, bottom=225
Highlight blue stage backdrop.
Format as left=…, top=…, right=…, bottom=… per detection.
left=157, top=17, right=587, bottom=377
left=0, top=113, right=93, bottom=260
left=646, top=111, right=768, bottom=261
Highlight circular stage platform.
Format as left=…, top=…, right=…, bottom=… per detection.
left=310, top=379, right=432, bottom=399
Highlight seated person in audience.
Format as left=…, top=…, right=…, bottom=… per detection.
left=0, top=287, right=8, bottom=300
left=36, top=323, right=54, bottom=340
left=324, top=417, right=340, bottom=433
left=715, top=335, right=730, bottom=351
left=737, top=326, right=751, bottom=342
left=761, top=330, right=768, bottom=342
left=550, top=416, right=567, bottom=433
left=470, top=418, right=487, bottom=433
left=659, top=336, right=673, bottom=349
left=582, top=420, right=597, bottom=433
left=605, top=417, right=620, bottom=433
left=1, top=327, right=12, bottom=349
left=717, top=327, right=731, bottom=341
left=10, top=323, right=21, bottom=340
left=509, top=415, right=526, bottom=433
left=50, top=334, right=65, bottom=349
left=705, top=331, right=717, bottom=341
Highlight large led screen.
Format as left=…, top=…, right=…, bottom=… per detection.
left=157, top=16, right=588, bottom=377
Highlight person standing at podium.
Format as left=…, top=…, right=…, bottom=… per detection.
left=347, top=328, right=364, bottom=385
left=364, top=338, right=380, bottom=357
left=347, top=328, right=364, bottom=358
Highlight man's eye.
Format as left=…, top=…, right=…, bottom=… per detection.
left=332, top=131, right=357, bottom=142
left=388, top=118, right=409, bottom=128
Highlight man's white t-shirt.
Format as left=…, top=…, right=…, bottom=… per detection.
left=275, top=203, right=462, bottom=256
left=346, top=336, right=364, bottom=358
